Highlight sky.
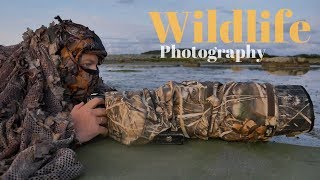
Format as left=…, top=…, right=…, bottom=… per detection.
left=0, top=0, right=319, bottom=55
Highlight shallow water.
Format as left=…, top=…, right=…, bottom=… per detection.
left=75, top=64, right=320, bottom=179
left=100, top=64, right=320, bottom=147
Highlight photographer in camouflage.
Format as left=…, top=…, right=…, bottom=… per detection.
left=0, top=16, right=113, bottom=179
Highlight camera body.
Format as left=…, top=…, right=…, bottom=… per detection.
left=87, top=93, right=106, bottom=108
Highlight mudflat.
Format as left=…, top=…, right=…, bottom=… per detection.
left=76, top=138, right=320, bottom=180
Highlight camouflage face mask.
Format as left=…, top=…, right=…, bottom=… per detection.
left=79, top=64, right=100, bottom=75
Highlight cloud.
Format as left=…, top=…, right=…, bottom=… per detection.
left=215, top=6, right=234, bottom=15
left=117, top=0, right=134, bottom=4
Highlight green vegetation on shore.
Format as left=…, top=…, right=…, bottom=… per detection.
left=104, top=50, right=320, bottom=65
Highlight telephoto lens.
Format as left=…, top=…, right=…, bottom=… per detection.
left=103, top=81, right=315, bottom=145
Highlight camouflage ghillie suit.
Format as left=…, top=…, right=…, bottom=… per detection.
left=104, top=81, right=314, bottom=145
left=0, top=17, right=110, bottom=179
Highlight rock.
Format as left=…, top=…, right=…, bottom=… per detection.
left=263, top=57, right=308, bottom=64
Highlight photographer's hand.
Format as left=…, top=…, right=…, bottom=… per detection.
left=71, top=98, right=108, bottom=143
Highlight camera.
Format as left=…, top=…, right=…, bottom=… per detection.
left=87, top=93, right=106, bottom=108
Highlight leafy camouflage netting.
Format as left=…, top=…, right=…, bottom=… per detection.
left=104, top=81, right=314, bottom=145
left=0, top=17, right=111, bottom=179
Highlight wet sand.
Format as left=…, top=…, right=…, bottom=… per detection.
left=76, top=138, right=320, bottom=180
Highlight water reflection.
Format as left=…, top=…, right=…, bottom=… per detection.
left=201, top=64, right=320, bottom=76
left=231, top=65, right=244, bottom=72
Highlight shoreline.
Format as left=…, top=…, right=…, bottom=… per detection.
left=104, top=55, right=320, bottom=66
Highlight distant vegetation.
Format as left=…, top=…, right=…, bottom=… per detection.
left=105, top=50, right=320, bottom=65
left=141, top=50, right=162, bottom=55
left=291, top=54, right=320, bottom=58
